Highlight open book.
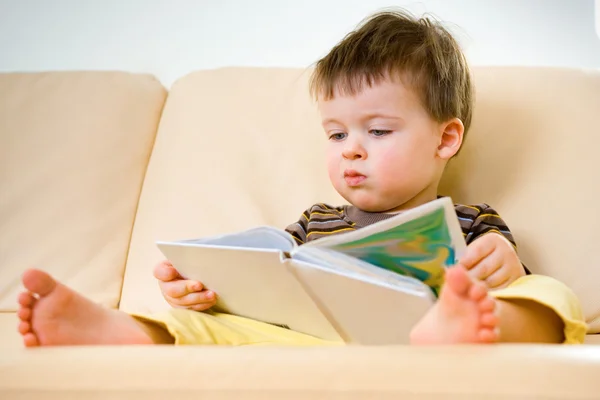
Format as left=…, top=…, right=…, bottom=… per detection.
left=157, top=197, right=467, bottom=345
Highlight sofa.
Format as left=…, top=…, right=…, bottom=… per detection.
left=0, top=66, right=599, bottom=399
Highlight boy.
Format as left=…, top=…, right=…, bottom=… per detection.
left=17, top=10, right=587, bottom=347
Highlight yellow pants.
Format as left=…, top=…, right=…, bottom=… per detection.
left=134, top=274, right=588, bottom=346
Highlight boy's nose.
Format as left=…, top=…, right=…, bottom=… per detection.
left=342, top=142, right=367, bottom=160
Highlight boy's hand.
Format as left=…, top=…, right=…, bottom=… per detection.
left=457, top=233, right=526, bottom=289
left=153, top=260, right=217, bottom=311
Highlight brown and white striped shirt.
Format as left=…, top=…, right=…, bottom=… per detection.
left=284, top=198, right=530, bottom=273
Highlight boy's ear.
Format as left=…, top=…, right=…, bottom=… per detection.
left=437, top=118, right=464, bottom=160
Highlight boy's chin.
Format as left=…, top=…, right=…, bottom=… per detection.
left=342, top=194, right=396, bottom=213
left=354, top=204, right=396, bottom=213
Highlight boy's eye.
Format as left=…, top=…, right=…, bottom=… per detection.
left=370, top=129, right=392, bottom=137
left=329, top=132, right=347, bottom=141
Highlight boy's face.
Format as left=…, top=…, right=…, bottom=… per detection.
left=318, top=77, right=458, bottom=212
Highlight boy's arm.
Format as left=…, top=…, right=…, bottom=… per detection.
left=284, top=209, right=309, bottom=245
left=463, top=204, right=531, bottom=275
left=284, top=204, right=353, bottom=245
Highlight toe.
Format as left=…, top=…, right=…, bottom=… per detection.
left=18, top=292, right=35, bottom=307
left=480, top=312, right=498, bottom=328
left=468, top=281, right=488, bottom=301
left=17, top=307, right=32, bottom=321
left=478, top=297, right=496, bottom=312
left=23, top=333, right=39, bottom=347
left=478, top=328, right=499, bottom=343
left=18, top=321, right=31, bottom=335
left=22, top=269, right=57, bottom=296
left=445, top=267, right=472, bottom=296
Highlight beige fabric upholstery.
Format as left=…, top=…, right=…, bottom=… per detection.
left=120, top=68, right=344, bottom=313
left=0, top=314, right=20, bottom=350
left=586, top=335, right=600, bottom=345
left=2, top=346, right=600, bottom=399
left=439, top=67, right=600, bottom=332
left=122, top=67, right=599, bottom=334
left=0, top=72, right=167, bottom=310
left=1, top=67, right=599, bottom=400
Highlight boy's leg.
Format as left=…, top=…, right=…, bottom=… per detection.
left=18, top=268, right=339, bottom=347
left=410, top=268, right=588, bottom=345
left=491, top=275, right=588, bottom=344
left=493, top=298, right=564, bottom=343
left=410, top=266, right=500, bottom=344
left=17, top=269, right=174, bottom=346
left=133, top=310, right=340, bottom=346
left=22, top=267, right=585, bottom=347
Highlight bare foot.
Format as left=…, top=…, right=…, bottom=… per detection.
left=17, top=269, right=155, bottom=347
left=410, top=266, right=499, bottom=344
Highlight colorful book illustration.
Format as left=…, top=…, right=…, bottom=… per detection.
left=318, top=206, right=458, bottom=296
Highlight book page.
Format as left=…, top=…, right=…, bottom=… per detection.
left=287, top=258, right=434, bottom=344
left=293, top=246, right=431, bottom=297
left=297, top=197, right=466, bottom=295
left=169, top=226, right=296, bottom=252
left=156, top=241, right=342, bottom=341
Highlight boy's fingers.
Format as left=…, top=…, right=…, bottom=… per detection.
left=482, top=266, right=510, bottom=289
left=153, top=261, right=180, bottom=282
left=467, top=251, right=502, bottom=281
left=160, top=280, right=203, bottom=298
left=190, top=302, right=216, bottom=312
left=460, top=235, right=497, bottom=269
left=171, top=290, right=216, bottom=307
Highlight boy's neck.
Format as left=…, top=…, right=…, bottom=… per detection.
left=346, top=194, right=443, bottom=228
left=345, top=206, right=396, bottom=228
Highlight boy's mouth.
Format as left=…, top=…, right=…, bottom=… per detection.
left=344, top=169, right=366, bottom=186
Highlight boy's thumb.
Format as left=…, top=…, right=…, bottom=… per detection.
left=154, top=262, right=180, bottom=281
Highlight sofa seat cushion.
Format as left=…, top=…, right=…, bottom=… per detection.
left=1, top=345, right=599, bottom=399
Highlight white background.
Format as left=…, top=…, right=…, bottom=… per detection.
left=1, top=0, right=599, bottom=87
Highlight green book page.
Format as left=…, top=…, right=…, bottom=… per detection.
left=326, top=207, right=456, bottom=296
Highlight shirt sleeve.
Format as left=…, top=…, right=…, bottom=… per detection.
left=284, top=204, right=352, bottom=245
left=466, top=204, right=531, bottom=275
left=284, top=209, right=310, bottom=245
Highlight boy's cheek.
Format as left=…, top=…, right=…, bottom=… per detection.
left=325, top=154, right=339, bottom=174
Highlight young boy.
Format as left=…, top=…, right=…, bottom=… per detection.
left=17, top=10, right=587, bottom=347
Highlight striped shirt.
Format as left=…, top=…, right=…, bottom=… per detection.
left=285, top=198, right=530, bottom=274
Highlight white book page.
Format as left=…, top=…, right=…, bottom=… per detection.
left=170, top=226, right=296, bottom=252
left=292, top=247, right=434, bottom=298
left=156, top=241, right=342, bottom=341
left=287, top=258, right=435, bottom=345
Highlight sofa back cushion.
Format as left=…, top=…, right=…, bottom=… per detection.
left=0, top=72, right=166, bottom=310
left=119, top=68, right=344, bottom=313
left=122, top=67, right=600, bottom=333
left=439, top=67, right=600, bottom=332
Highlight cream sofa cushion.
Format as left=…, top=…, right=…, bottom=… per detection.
left=586, top=335, right=600, bottom=345
left=0, top=314, right=21, bottom=350
left=2, top=346, right=600, bottom=399
left=0, top=72, right=166, bottom=310
left=439, top=67, right=600, bottom=332
left=122, top=67, right=599, bottom=334
left=120, top=68, right=344, bottom=313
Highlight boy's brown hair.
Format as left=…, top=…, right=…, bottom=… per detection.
left=310, top=9, right=474, bottom=137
